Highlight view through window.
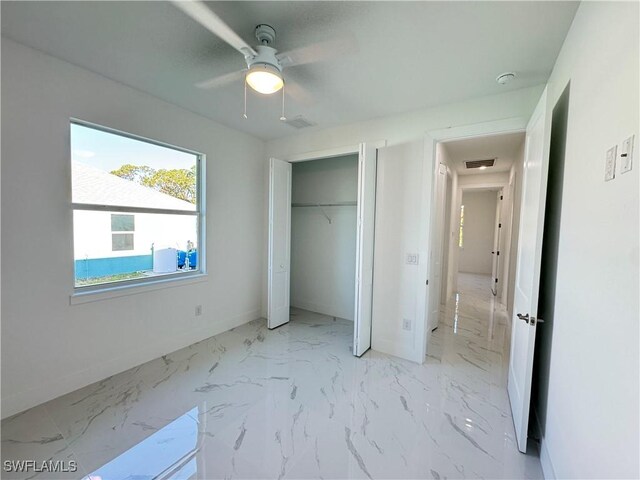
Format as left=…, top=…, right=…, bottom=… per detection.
left=71, top=121, right=203, bottom=288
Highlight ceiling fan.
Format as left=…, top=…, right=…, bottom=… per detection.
left=173, top=1, right=352, bottom=118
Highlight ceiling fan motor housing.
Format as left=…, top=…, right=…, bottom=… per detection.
left=255, top=24, right=276, bottom=45
left=247, top=45, right=283, bottom=72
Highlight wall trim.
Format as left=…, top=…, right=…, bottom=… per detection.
left=540, top=437, right=557, bottom=480
left=282, top=140, right=386, bottom=164
left=372, top=337, right=421, bottom=363
left=1, top=309, right=261, bottom=419
left=291, top=301, right=354, bottom=322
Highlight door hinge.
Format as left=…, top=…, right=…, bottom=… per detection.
left=495, top=278, right=498, bottom=283
left=426, top=279, right=429, bottom=285
left=500, top=195, right=504, bottom=200
left=499, top=223, right=502, bottom=228
left=497, top=251, right=500, bottom=256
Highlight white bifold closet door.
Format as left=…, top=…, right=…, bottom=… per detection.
left=353, top=143, right=377, bottom=357
left=268, top=158, right=292, bottom=329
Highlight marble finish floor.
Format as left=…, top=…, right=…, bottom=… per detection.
left=2, top=273, right=542, bottom=479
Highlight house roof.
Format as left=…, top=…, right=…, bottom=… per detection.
left=72, top=162, right=195, bottom=211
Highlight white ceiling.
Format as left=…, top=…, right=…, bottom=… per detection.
left=442, top=131, right=525, bottom=176
left=1, top=1, right=579, bottom=140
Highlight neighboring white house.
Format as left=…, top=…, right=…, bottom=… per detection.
left=72, top=162, right=197, bottom=262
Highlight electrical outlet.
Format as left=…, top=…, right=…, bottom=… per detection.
left=195, top=305, right=202, bottom=316
left=620, top=134, right=634, bottom=174
left=402, top=318, right=412, bottom=331
left=605, top=145, right=617, bottom=181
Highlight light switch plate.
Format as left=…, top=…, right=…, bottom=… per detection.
left=402, top=319, right=412, bottom=331
left=406, top=253, right=419, bottom=265
left=620, top=134, right=634, bottom=174
left=605, top=145, right=617, bottom=181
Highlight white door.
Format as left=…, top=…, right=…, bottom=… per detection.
left=427, top=162, right=447, bottom=331
left=507, top=88, right=551, bottom=452
left=268, top=158, right=292, bottom=329
left=491, top=191, right=502, bottom=296
left=353, top=143, right=377, bottom=356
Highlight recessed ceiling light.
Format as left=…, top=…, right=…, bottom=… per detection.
left=496, top=72, right=516, bottom=85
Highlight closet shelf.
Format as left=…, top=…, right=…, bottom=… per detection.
left=291, top=202, right=356, bottom=224
left=291, top=201, right=357, bottom=207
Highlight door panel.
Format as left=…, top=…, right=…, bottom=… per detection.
left=268, top=158, right=292, bottom=329
left=491, top=191, right=502, bottom=296
left=353, top=143, right=377, bottom=356
left=428, top=162, right=447, bottom=331
left=507, top=88, right=551, bottom=452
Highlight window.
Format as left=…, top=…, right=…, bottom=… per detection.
left=111, top=214, right=135, bottom=251
left=458, top=204, right=465, bottom=248
left=71, top=121, right=204, bottom=289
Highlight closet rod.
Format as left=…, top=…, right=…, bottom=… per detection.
left=291, top=201, right=357, bottom=207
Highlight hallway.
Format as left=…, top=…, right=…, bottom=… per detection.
left=428, top=272, right=542, bottom=476
left=2, top=278, right=541, bottom=479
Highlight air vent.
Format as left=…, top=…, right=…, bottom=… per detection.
left=465, top=158, right=496, bottom=169
left=283, top=116, right=316, bottom=129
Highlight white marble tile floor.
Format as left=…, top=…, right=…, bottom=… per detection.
left=1, top=273, right=542, bottom=479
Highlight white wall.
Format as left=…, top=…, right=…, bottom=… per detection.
left=266, top=87, right=544, bottom=359
left=459, top=190, right=496, bottom=274
left=371, top=140, right=427, bottom=361
left=533, top=3, right=639, bottom=478
left=290, top=155, right=358, bottom=320
left=268, top=87, right=544, bottom=159
left=73, top=210, right=197, bottom=260
left=1, top=40, right=266, bottom=418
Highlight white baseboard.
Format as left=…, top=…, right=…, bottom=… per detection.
left=1, top=309, right=261, bottom=419
left=371, top=337, right=422, bottom=363
left=291, top=299, right=354, bottom=321
left=539, top=437, right=556, bottom=480
left=532, top=406, right=557, bottom=480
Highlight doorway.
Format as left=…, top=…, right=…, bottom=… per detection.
left=267, top=144, right=378, bottom=357
left=437, top=131, right=526, bottom=314
left=424, top=130, right=528, bottom=367
left=459, top=188, right=499, bottom=280
left=289, top=154, right=358, bottom=338
left=529, top=84, right=570, bottom=446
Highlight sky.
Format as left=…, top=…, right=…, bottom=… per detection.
left=70, top=123, right=197, bottom=173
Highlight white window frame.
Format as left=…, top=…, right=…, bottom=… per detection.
left=70, top=119, right=207, bottom=297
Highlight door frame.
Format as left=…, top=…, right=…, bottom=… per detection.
left=455, top=183, right=506, bottom=293
left=420, top=117, right=529, bottom=359
left=491, top=189, right=504, bottom=296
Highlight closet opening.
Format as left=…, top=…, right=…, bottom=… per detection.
left=290, top=154, right=359, bottom=350
left=268, top=143, right=378, bottom=357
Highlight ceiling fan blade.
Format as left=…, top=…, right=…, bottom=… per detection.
left=277, top=36, right=357, bottom=67
left=196, top=69, right=246, bottom=89
left=285, top=80, right=316, bottom=107
left=172, top=1, right=257, bottom=58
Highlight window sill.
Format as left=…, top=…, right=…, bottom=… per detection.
left=70, top=272, right=208, bottom=305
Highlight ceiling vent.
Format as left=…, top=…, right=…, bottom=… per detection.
left=283, top=116, right=316, bottom=129
left=465, top=158, right=496, bottom=169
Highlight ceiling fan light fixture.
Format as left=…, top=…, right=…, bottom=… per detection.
left=246, top=63, right=283, bottom=94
